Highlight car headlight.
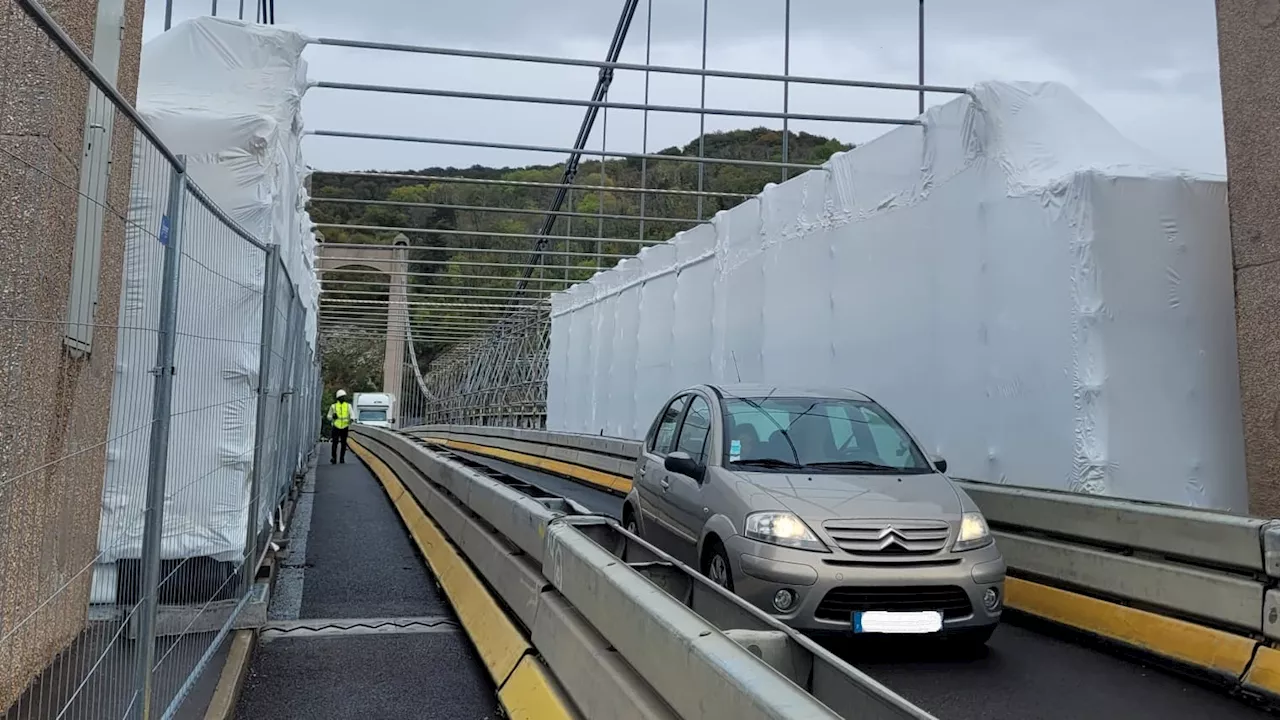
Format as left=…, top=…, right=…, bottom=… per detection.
left=954, top=512, right=992, bottom=551
left=744, top=511, right=829, bottom=552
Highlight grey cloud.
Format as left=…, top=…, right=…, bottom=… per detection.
left=142, top=0, right=1226, bottom=174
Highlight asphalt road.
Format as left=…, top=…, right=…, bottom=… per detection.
left=451, top=450, right=1274, bottom=720
left=235, top=456, right=499, bottom=720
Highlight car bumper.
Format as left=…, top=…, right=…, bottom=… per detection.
left=723, top=534, right=1005, bottom=634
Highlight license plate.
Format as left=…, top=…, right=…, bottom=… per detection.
left=853, top=610, right=943, bottom=634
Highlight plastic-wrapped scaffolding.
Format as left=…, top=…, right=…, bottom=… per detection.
left=547, top=81, right=1247, bottom=511
left=93, top=18, right=319, bottom=602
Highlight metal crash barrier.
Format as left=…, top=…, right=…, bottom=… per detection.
left=406, top=423, right=1280, bottom=702
left=352, top=425, right=936, bottom=720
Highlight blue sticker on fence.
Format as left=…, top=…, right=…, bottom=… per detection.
left=158, top=215, right=171, bottom=246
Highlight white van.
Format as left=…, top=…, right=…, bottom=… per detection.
left=352, top=392, right=395, bottom=428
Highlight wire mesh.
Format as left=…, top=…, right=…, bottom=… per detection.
left=135, top=183, right=269, bottom=718
left=1, top=1, right=318, bottom=718
left=1, top=3, right=173, bottom=715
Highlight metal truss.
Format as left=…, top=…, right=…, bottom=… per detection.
left=397, top=307, right=550, bottom=428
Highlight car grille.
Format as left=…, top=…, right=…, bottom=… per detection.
left=814, top=585, right=974, bottom=621
left=822, top=519, right=950, bottom=556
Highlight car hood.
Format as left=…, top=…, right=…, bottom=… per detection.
left=732, top=471, right=964, bottom=521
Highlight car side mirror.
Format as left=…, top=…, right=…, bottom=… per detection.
left=931, top=455, right=948, bottom=474
left=665, top=451, right=703, bottom=480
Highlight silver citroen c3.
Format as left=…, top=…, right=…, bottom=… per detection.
left=621, top=384, right=1005, bottom=646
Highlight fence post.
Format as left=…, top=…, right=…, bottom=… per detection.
left=134, top=159, right=187, bottom=720
left=273, top=294, right=299, bottom=506
left=245, top=245, right=280, bottom=593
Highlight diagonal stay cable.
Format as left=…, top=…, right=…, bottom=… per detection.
left=514, top=0, right=641, bottom=298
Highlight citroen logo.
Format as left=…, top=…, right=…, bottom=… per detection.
left=875, top=526, right=908, bottom=550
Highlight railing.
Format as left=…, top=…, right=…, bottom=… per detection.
left=0, top=2, right=318, bottom=718
left=405, top=423, right=1280, bottom=704
left=353, top=425, right=938, bottom=720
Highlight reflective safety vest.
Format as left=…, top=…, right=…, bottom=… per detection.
left=332, top=401, right=352, bottom=429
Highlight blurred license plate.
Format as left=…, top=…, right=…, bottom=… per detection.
left=853, top=611, right=942, bottom=634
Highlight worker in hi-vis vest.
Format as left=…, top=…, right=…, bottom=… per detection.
left=327, top=389, right=353, bottom=464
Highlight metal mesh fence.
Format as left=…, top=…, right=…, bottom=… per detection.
left=0, top=1, right=318, bottom=718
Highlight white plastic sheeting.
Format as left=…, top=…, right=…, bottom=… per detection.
left=97, top=17, right=317, bottom=566
left=547, top=81, right=1247, bottom=511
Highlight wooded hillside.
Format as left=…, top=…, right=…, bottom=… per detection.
left=314, top=127, right=852, bottom=394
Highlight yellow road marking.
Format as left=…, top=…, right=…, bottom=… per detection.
left=498, top=655, right=578, bottom=720
left=1005, top=576, right=1257, bottom=676
left=1243, top=645, right=1280, bottom=697
left=422, top=437, right=633, bottom=494
left=349, top=440, right=577, bottom=719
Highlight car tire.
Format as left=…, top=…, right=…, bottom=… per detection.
left=702, top=538, right=734, bottom=592
left=622, top=506, right=640, bottom=537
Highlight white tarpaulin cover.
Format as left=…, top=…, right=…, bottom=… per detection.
left=547, top=81, right=1247, bottom=511
left=97, top=17, right=317, bottom=566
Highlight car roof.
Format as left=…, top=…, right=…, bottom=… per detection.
left=706, top=384, right=873, bottom=402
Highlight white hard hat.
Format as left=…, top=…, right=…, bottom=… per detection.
left=336, top=389, right=347, bottom=398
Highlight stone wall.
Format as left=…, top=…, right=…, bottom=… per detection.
left=0, top=0, right=146, bottom=710
left=1217, top=0, right=1280, bottom=516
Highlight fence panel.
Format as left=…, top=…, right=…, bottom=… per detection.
left=0, top=1, right=319, bottom=717
left=0, top=1, right=179, bottom=714
left=140, top=182, right=269, bottom=718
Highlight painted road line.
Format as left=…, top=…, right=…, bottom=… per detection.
left=423, top=437, right=633, bottom=494
left=202, top=630, right=254, bottom=720
left=349, top=440, right=578, bottom=720
left=1243, top=645, right=1280, bottom=699
left=1005, top=576, right=1258, bottom=677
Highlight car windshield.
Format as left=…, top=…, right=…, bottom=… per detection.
left=721, top=396, right=933, bottom=474
left=359, top=408, right=388, bottom=422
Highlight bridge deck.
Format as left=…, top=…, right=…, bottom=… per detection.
left=451, top=450, right=1273, bottom=720
left=234, top=449, right=497, bottom=719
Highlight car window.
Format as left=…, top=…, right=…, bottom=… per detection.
left=721, top=396, right=931, bottom=473
left=651, top=395, right=687, bottom=455
left=855, top=404, right=916, bottom=469
left=827, top=404, right=857, bottom=449
left=675, top=396, right=712, bottom=464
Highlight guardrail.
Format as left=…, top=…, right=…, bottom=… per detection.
left=352, top=425, right=938, bottom=720
left=405, top=423, right=1280, bottom=705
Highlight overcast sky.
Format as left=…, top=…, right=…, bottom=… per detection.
left=143, top=0, right=1226, bottom=176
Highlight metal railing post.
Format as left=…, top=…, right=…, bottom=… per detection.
left=245, top=245, right=280, bottom=593
left=276, top=294, right=301, bottom=502
left=134, top=159, right=187, bottom=720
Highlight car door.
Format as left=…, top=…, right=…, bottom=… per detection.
left=637, top=394, right=687, bottom=553
left=664, top=394, right=715, bottom=567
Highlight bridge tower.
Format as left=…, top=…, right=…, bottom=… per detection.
left=317, top=233, right=409, bottom=423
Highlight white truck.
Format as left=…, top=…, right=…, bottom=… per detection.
left=351, top=392, right=395, bottom=428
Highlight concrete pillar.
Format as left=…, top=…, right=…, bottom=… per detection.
left=0, top=0, right=146, bottom=710
left=1217, top=0, right=1280, bottom=515
left=381, top=234, right=409, bottom=424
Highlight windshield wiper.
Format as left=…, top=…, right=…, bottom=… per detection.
left=732, top=458, right=805, bottom=470
left=803, top=460, right=899, bottom=472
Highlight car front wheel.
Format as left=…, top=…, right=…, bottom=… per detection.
left=703, top=539, right=734, bottom=592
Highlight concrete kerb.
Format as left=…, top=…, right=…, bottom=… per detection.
left=200, top=453, right=316, bottom=720
left=351, top=433, right=684, bottom=719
